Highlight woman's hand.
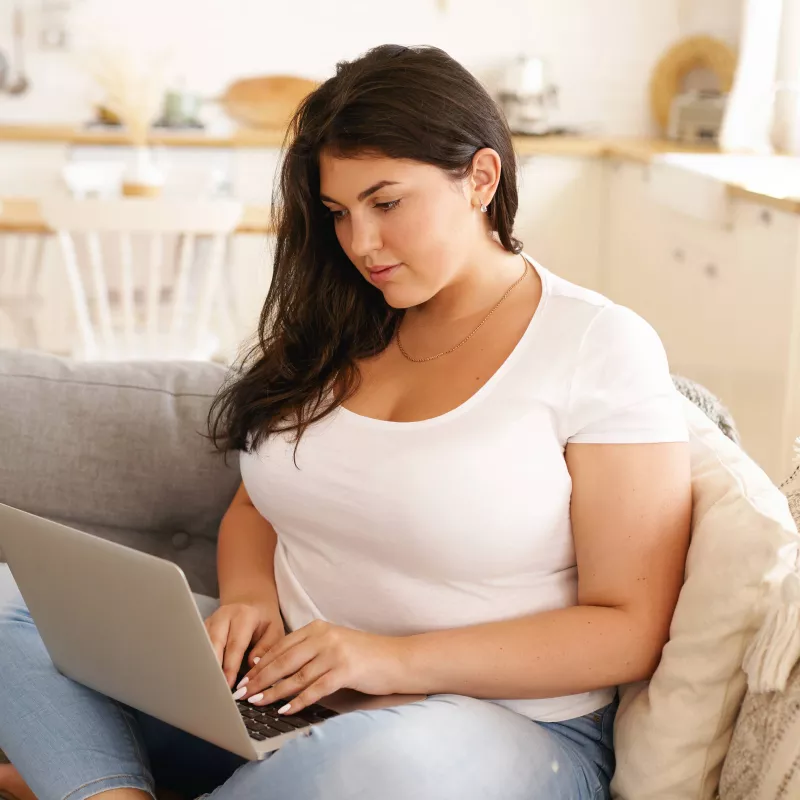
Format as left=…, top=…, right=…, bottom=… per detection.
left=204, top=599, right=286, bottom=689
left=233, top=620, right=407, bottom=714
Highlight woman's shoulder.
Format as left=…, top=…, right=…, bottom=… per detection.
left=532, top=259, right=663, bottom=358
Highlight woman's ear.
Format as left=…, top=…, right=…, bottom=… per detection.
left=470, top=148, right=502, bottom=207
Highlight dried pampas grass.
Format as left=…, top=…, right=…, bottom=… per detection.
left=82, top=46, right=169, bottom=146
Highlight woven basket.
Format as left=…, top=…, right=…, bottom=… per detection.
left=650, top=36, right=737, bottom=132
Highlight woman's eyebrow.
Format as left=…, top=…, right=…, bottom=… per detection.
left=320, top=180, right=401, bottom=205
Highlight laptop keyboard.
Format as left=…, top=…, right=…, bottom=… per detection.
left=237, top=698, right=339, bottom=740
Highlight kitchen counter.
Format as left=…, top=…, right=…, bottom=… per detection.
left=0, top=197, right=272, bottom=236
left=0, top=124, right=288, bottom=149
left=726, top=185, right=800, bottom=214
left=3, top=123, right=797, bottom=214
left=0, top=123, right=717, bottom=158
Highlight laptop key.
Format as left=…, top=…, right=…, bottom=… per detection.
left=311, top=707, right=338, bottom=719
left=277, top=714, right=312, bottom=729
left=261, top=717, right=296, bottom=733
left=257, top=724, right=285, bottom=738
left=302, top=709, right=335, bottom=722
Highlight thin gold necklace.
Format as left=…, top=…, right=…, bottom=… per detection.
left=396, top=255, right=529, bottom=363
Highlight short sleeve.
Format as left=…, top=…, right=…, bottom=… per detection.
left=564, top=304, right=688, bottom=444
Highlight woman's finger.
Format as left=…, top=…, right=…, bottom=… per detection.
left=243, top=626, right=310, bottom=683
left=247, top=660, right=332, bottom=708
left=248, top=621, right=285, bottom=667
left=241, top=639, right=319, bottom=698
left=276, top=671, right=340, bottom=716
left=204, top=614, right=230, bottom=671
left=221, top=614, right=258, bottom=689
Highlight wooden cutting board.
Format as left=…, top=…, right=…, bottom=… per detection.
left=218, top=75, right=319, bottom=131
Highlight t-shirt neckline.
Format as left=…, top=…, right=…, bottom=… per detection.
left=338, top=252, right=549, bottom=431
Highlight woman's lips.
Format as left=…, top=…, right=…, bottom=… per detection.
left=368, top=263, right=401, bottom=284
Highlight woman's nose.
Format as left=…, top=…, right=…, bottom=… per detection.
left=349, top=217, right=383, bottom=258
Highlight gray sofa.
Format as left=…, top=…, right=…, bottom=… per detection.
left=0, top=348, right=240, bottom=603
left=0, top=347, right=745, bottom=791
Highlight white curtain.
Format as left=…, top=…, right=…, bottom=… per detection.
left=774, top=0, right=800, bottom=154
left=719, top=0, right=784, bottom=154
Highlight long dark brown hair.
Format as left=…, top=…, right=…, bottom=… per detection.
left=208, top=44, right=522, bottom=455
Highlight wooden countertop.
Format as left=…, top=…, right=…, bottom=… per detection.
left=0, top=198, right=272, bottom=235
left=0, top=123, right=289, bottom=149
left=725, top=185, right=800, bottom=215
left=1, top=124, right=797, bottom=214
left=0, top=122, right=718, bottom=158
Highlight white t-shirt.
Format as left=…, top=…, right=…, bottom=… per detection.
left=239, top=254, right=689, bottom=722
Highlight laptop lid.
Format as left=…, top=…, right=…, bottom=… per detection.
left=0, top=502, right=259, bottom=760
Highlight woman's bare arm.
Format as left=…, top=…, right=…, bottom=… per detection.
left=217, top=482, right=280, bottom=611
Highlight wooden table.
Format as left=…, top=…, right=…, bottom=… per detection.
left=0, top=198, right=274, bottom=235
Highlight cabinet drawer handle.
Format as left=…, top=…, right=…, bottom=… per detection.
left=673, top=248, right=685, bottom=262
left=704, top=263, right=719, bottom=278
left=761, top=209, right=772, bottom=226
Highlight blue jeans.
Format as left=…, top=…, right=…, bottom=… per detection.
left=0, top=591, right=616, bottom=800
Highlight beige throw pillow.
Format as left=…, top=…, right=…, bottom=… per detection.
left=718, top=485, right=800, bottom=800
left=611, top=396, right=800, bottom=800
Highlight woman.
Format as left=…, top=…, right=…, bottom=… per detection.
left=0, top=44, right=691, bottom=800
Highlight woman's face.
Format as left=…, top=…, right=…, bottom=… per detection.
left=319, top=150, right=483, bottom=309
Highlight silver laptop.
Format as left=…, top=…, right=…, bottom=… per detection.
left=0, top=502, right=425, bottom=761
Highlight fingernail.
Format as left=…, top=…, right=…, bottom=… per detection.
left=278, top=703, right=291, bottom=714
left=248, top=693, right=264, bottom=704
left=232, top=687, right=247, bottom=701
left=253, top=657, right=260, bottom=664
left=236, top=676, right=249, bottom=689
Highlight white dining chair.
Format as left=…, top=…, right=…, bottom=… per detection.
left=0, top=231, right=47, bottom=350
left=38, top=198, right=243, bottom=361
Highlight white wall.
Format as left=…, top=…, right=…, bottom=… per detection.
left=0, top=0, right=742, bottom=134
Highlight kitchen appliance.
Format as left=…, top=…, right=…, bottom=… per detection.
left=497, top=55, right=559, bottom=135
left=39, top=0, right=71, bottom=51
left=649, top=35, right=736, bottom=134
left=667, top=89, right=728, bottom=144
left=0, top=49, right=8, bottom=91
left=7, top=2, right=29, bottom=95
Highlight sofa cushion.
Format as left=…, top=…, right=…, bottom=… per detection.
left=718, top=484, right=800, bottom=800
left=612, top=395, right=800, bottom=800
left=0, top=349, right=240, bottom=595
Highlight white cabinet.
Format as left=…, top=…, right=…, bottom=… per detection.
left=514, top=155, right=605, bottom=291
left=0, top=143, right=69, bottom=195
left=231, top=148, right=282, bottom=203
left=604, top=160, right=679, bottom=342
left=224, top=148, right=282, bottom=354
left=604, top=158, right=800, bottom=481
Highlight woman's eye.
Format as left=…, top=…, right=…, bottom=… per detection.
left=328, top=199, right=400, bottom=222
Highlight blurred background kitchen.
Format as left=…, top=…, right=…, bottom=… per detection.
left=1, top=0, right=800, bottom=484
